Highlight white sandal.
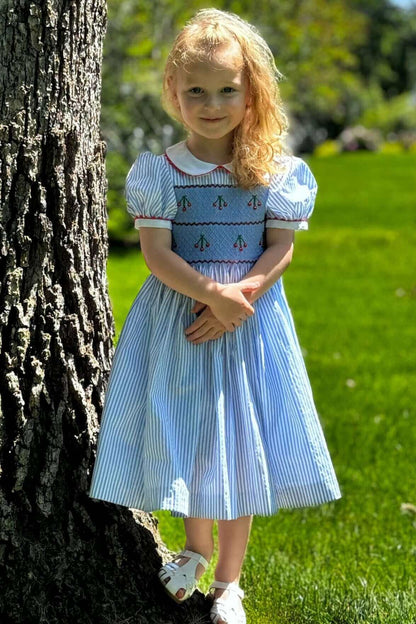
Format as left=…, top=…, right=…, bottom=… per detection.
left=208, top=581, right=246, bottom=624
left=158, top=549, right=209, bottom=603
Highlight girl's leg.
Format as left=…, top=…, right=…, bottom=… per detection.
left=161, top=517, right=215, bottom=599
left=214, top=515, right=253, bottom=595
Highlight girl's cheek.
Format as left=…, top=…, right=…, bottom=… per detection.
left=183, top=97, right=199, bottom=110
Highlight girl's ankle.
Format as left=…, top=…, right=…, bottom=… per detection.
left=184, top=543, right=214, bottom=563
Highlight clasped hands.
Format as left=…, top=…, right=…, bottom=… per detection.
left=184, top=280, right=260, bottom=345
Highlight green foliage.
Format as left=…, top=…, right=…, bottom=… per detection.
left=379, top=141, right=406, bottom=154
left=106, top=153, right=416, bottom=622
left=105, top=151, right=135, bottom=243
left=350, top=0, right=416, bottom=97
left=270, top=0, right=367, bottom=121
left=106, top=244, right=147, bottom=342
left=313, top=140, right=341, bottom=157
left=358, top=92, right=416, bottom=135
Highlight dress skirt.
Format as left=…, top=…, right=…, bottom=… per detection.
left=88, top=261, right=342, bottom=520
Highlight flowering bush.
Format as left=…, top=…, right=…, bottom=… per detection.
left=394, top=130, right=416, bottom=150
left=337, top=125, right=383, bottom=152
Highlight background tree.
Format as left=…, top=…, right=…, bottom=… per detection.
left=351, top=0, right=416, bottom=97
left=0, top=1, right=208, bottom=622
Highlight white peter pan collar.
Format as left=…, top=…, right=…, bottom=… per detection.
left=165, top=140, right=234, bottom=176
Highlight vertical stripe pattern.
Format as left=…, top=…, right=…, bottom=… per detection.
left=88, top=152, right=341, bottom=519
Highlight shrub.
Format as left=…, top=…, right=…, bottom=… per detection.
left=358, top=92, right=416, bottom=135
left=394, top=130, right=416, bottom=150
left=313, top=140, right=341, bottom=157
left=338, top=125, right=383, bottom=152
left=379, top=141, right=405, bottom=154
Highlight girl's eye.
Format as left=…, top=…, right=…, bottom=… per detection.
left=189, top=87, right=203, bottom=94
left=222, top=87, right=236, bottom=93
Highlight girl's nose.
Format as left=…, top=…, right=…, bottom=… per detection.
left=203, top=94, right=221, bottom=110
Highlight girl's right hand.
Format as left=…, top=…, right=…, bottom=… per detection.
left=209, top=282, right=260, bottom=331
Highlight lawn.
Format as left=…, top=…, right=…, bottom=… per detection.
left=106, top=153, right=416, bottom=623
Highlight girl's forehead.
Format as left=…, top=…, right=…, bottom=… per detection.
left=178, top=59, right=245, bottom=85
left=179, top=40, right=244, bottom=73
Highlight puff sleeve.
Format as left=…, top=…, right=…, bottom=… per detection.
left=125, top=152, right=178, bottom=230
left=266, top=157, right=318, bottom=231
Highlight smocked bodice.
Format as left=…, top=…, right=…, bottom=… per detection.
left=171, top=183, right=269, bottom=265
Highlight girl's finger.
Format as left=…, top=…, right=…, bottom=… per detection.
left=192, top=327, right=225, bottom=344
left=186, top=321, right=217, bottom=341
left=242, top=302, right=255, bottom=315
left=186, top=327, right=208, bottom=340
left=240, top=282, right=260, bottom=292
left=187, top=329, right=209, bottom=342
left=189, top=327, right=215, bottom=343
left=184, top=316, right=208, bottom=335
left=191, top=301, right=206, bottom=314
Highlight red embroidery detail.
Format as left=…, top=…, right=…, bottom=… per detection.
left=233, top=234, right=248, bottom=251
left=174, top=184, right=236, bottom=189
left=172, top=220, right=264, bottom=226
left=188, top=259, right=256, bottom=264
left=248, top=194, right=262, bottom=209
left=177, top=195, right=192, bottom=211
left=164, top=153, right=232, bottom=176
left=213, top=195, right=228, bottom=209
left=194, top=234, right=210, bottom=251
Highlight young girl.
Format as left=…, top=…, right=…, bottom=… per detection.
left=89, top=8, right=341, bottom=624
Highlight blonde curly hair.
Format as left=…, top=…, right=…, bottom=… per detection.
left=162, top=8, right=290, bottom=189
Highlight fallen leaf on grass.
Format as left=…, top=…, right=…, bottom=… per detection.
left=400, top=502, right=416, bottom=515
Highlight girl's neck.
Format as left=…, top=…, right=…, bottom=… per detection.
left=186, top=134, right=234, bottom=165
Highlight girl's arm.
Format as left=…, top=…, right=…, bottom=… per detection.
left=138, top=228, right=260, bottom=332
left=184, top=228, right=294, bottom=343
left=238, top=228, right=294, bottom=303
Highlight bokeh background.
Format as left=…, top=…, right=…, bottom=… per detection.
left=102, top=0, right=416, bottom=246
left=102, top=2, right=416, bottom=622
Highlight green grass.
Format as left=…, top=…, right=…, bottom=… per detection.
left=107, top=153, right=416, bottom=623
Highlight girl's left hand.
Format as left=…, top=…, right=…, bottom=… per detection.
left=185, top=301, right=226, bottom=344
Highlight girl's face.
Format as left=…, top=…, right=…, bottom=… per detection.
left=171, top=43, right=249, bottom=153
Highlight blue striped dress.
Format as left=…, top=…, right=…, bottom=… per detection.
left=88, top=140, right=342, bottom=519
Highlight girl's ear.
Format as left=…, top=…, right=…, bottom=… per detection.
left=167, top=75, right=180, bottom=109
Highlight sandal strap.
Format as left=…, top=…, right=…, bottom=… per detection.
left=158, top=549, right=210, bottom=604
left=178, top=549, right=209, bottom=570
left=209, top=580, right=245, bottom=599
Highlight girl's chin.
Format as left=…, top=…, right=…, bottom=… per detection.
left=193, top=127, right=235, bottom=140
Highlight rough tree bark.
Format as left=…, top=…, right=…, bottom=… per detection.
left=0, top=2, right=209, bottom=622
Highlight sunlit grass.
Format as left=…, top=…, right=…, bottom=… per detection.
left=107, top=153, right=416, bottom=623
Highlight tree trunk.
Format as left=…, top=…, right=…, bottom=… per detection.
left=0, top=2, right=209, bottom=622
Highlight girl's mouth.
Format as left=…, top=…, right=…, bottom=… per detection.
left=200, top=117, right=225, bottom=122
